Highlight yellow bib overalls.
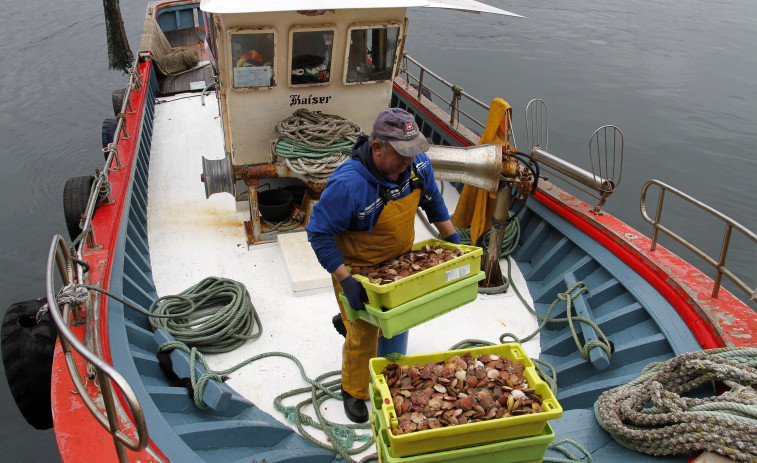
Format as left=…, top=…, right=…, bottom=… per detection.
left=332, top=188, right=421, bottom=399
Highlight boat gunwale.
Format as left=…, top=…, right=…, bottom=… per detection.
left=50, top=59, right=166, bottom=462
left=48, top=1, right=756, bottom=459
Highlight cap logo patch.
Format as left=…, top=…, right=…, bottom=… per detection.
left=405, top=122, right=417, bottom=137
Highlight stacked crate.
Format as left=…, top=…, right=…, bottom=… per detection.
left=339, top=239, right=485, bottom=338
left=367, top=343, right=562, bottom=462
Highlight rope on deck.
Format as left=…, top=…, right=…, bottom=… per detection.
left=272, top=108, right=361, bottom=183
left=452, top=218, right=612, bottom=396
left=594, top=348, right=757, bottom=462
left=77, top=277, right=376, bottom=461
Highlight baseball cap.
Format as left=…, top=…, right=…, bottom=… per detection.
left=371, top=108, right=430, bottom=157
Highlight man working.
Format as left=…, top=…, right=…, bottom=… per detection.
left=306, top=108, right=460, bottom=423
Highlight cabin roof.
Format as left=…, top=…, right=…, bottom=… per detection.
left=199, top=0, right=522, bottom=17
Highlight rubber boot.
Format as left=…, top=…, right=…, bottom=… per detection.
left=341, top=387, right=368, bottom=423
left=332, top=314, right=347, bottom=337
left=377, top=330, right=408, bottom=357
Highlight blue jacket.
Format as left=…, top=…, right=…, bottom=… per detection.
left=306, top=136, right=450, bottom=273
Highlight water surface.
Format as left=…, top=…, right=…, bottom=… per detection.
left=1, top=0, right=754, bottom=459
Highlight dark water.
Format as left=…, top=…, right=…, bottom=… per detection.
left=1, top=0, right=754, bottom=459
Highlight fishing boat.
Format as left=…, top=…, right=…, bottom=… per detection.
left=3, top=0, right=755, bottom=462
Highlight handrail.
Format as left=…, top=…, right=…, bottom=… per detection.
left=398, top=53, right=490, bottom=133
left=78, top=64, right=143, bottom=257
left=524, top=99, right=623, bottom=213
left=399, top=55, right=754, bottom=304
left=51, top=62, right=152, bottom=462
left=46, top=236, right=150, bottom=462
left=641, top=179, right=757, bottom=302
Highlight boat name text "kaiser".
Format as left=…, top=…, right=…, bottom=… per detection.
left=290, top=95, right=332, bottom=106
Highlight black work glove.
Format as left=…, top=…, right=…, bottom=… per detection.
left=341, top=275, right=368, bottom=311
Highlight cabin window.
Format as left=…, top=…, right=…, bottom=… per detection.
left=289, top=28, right=335, bottom=86
left=230, top=30, right=275, bottom=88
left=345, top=24, right=401, bottom=84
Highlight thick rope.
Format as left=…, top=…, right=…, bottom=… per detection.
left=278, top=152, right=350, bottom=183
left=77, top=277, right=262, bottom=354
left=272, top=109, right=361, bottom=183
left=262, top=217, right=303, bottom=232
left=594, top=348, right=757, bottom=462
left=274, top=370, right=374, bottom=462
left=74, top=277, right=373, bottom=460
left=147, top=277, right=262, bottom=353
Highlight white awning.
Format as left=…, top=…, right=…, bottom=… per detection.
left=425, top=0, right=522, bottom=17
left=200, top=0, right=522, bottom=18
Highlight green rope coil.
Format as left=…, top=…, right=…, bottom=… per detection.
left=81, top=278, right=376, bottom=459
left=273, top=108, right=361, bottom=158
left=272, top=108, right=361, bottom=182
left=148, top=276, right=262, bottom=353
left=453, top=211, right=520, bottom=256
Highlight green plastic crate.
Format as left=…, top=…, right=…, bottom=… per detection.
left=371, top=411, right=554, bottom=463
left=350, top=239, right=483, bottom=309
left=368, top=343, right=563, bottom=457
left=339, top=271, right=485, bottom=339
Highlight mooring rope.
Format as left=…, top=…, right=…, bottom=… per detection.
left=69, top=276, right=374, bottom=461
left=594, top=348, right=757, bottom=462
left=272, top=109, right=361, bottom=183
left=450, top=221, right=606, bottom=462
left=274, top=370, right=375, bottom=462
left=147, top=277, right=263, bottom=353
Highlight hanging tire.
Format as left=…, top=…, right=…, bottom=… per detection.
left=102, top=118, right=118, bottom=156
left=1, top=298, right=56, bottom=430
left=63, top=176, right=95, bottom=242
left=112, top=88, right=127, bottom=116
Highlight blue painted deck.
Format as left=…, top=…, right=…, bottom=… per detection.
left=102, top=17, right=705, bottom=462
left=400, top=93, right=705, bottom=461
left=105, top=66, right=337, bottom=463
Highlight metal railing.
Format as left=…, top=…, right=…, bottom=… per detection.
left=47, top=236, right=149, bottom=461
left=525, top=99, right=624, bottom=213
left=398, top=53, right=490, bottom=133
left=641, top=179, right=757, bottom=302
left=397, top=59, right=754, bottom=305
left=46, top=63, right=151, bottom=462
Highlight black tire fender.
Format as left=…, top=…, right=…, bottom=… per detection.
left=102, top=118, right=118, bottom=157
left=112, top=88, right=127, bottom=116
left=1, top=298, right=56, bottom=430
left=63, top=176, right=96, bottom=242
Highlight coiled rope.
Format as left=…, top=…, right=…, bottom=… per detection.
left=66, top=275, right=374, bottom=461
left=594, top=348, right=757, bottom=462
left=147, top=277, right=262, bottom=353
left=273, top=109, right=362, bottom=183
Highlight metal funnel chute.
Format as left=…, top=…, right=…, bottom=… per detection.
left=426, top=143, right=503, bottom=193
